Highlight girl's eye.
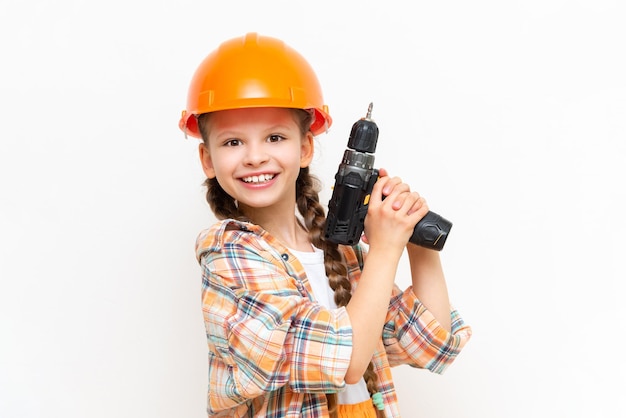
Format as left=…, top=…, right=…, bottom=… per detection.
left=268, top=134, right=286, bottom=143
left=224, top=139, right=242, bottom=147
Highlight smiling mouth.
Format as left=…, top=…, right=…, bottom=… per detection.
left=241, top=174, right=275, bottom=184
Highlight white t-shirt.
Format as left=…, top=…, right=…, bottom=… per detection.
left=289, top=246, right=370, bottom=405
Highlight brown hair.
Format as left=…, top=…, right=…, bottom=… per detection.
left=198, top=109, right=384, bottom=417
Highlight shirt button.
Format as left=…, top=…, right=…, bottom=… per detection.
left=281, top=253, right=289, bottom=261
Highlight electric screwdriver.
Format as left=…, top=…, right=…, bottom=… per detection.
left=323, top=103, right=453, bottom=251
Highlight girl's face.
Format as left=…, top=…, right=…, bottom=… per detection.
left=199, top=107, right=314, bottom=213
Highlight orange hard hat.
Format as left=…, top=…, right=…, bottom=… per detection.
left=179, top=32, right=332, bottom=139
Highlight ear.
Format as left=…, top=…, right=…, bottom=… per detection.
left=300, top=132, right=315, bottom=168
left=198, top=143, right=216, bottom=179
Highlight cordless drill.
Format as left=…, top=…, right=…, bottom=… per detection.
left=323, top=103, right=453, bottom=250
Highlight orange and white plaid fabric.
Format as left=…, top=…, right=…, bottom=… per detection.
left=196, top=219, right=472, bottom=417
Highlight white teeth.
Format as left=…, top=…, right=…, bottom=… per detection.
left=242, top=174, right=274, bottom=183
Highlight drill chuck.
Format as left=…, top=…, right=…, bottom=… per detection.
left=348, top=103, right=378, bottom=153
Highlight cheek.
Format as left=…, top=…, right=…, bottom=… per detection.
left=209, top=151, right=239, bottom=178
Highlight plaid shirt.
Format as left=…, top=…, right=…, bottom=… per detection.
left=196, top=219, right=472, bottom=417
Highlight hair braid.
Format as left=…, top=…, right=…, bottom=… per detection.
left=297, top=168, right=384, bottom=417
left=296, top=168, right=352, bottom=306
left=204, top=178, right=242, bottom=220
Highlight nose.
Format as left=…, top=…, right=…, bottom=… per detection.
left=243, top=142, right=269, bottom=166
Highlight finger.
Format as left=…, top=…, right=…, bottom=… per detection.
left=392, top=191, right=418, bottom=213
left=370, top=175, right=391, bottom=204
left=390, top=186, right=413, bottom=210
left=408, top=196, right=430, bottom=220
left=382, top=176, right=404, bottom=198
left=406, top=195, right=425, bottom=215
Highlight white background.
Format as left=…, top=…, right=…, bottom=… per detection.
left=1, top=1, right=625, bottom=417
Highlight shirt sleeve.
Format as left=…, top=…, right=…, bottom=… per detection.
left=200, top=238, right=353, bottom=411
left=348, top=243, right=471, bottom=375
left=382, top=285, right=472, bottom=374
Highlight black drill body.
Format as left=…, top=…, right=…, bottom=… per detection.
left=324, top=103, right=452, bottom=251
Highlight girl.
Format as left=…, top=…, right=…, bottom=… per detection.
left=179, top=32, right=472, bottom=418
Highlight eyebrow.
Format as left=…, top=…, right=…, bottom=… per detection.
left=215, top=124, right=296, bottom=137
